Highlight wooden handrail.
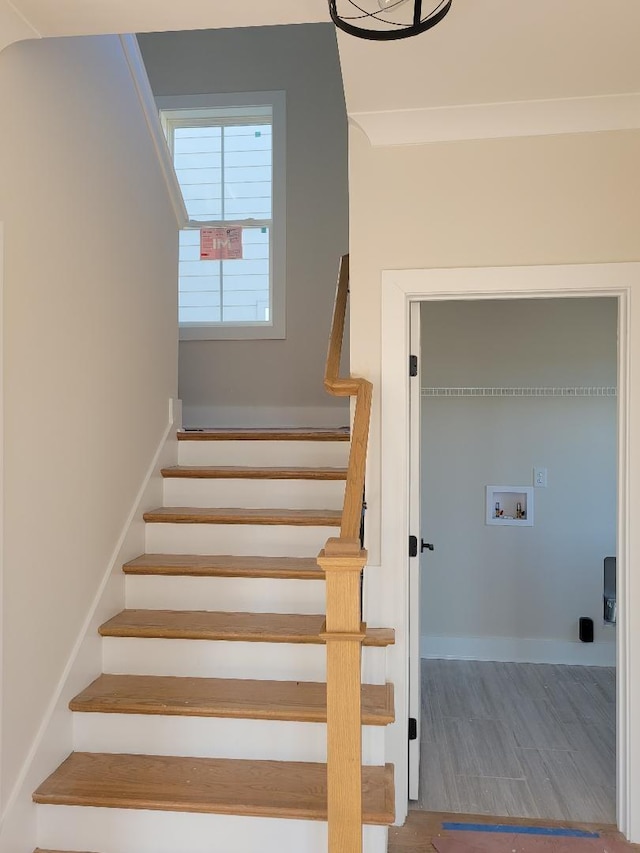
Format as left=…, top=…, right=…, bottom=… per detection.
left=325, top=254, right=373, bottom=540
left=320, top=254, right=373, bottom=853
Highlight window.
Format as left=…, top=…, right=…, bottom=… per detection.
left=159, top=92, right=286, bottom=340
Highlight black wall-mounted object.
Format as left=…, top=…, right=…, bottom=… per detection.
left=579, top=617, right=594, bottom=643
left=604, top=556, right=617, bottom=624
left=410, top=536, right=434, bottom=556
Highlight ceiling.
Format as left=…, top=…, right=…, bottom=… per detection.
left=336, top=0, right=640, bottom=113
left=4, top=0, right=329, bottom=38
left=3, top=0, right=640, bottom=122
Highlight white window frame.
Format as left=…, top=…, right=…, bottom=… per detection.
left=158, top=91, right=286, bottom=341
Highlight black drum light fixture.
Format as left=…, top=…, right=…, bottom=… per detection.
left=328, top=0, right=453, bottom=41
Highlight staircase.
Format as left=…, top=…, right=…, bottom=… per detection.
left=32, top=426, right=395, bottom=853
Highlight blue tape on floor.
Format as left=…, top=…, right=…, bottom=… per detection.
left=442, top=822, right=600, bottom=839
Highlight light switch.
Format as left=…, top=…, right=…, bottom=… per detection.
left=534, top=467, right=547, bottom=488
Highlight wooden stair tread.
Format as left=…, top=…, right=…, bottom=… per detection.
left=69, top=674, right=394, bottom=725
left=33, top=752, right=395, bottom=824
left=123, top=553, right=325, bottom=579
left=161, top=465, right=348, bottom=480
left=178, top=427, right=350, bottom=442
left=99, top=610, right=395, bottom=646
left=142, top=507, right=342, bottom=526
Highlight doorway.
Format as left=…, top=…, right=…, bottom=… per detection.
left=412, top=296, right=617, bottom=822
left=379, top=262, right=639, bottom=842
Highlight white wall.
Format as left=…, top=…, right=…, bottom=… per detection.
left=138, top=24, right=349, bottom=428
left=0, top=33, right=178, bottom=819
left=420, top=298, right=617, bottom=664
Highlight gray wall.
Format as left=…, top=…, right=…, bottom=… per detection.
left=420, top=298, right=617, bottom=664
left=139, top=24, right=349, bottom=427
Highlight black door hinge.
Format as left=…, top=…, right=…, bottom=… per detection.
left=408, top=717, right=417, bottom=741
left=409, top=355, right=418, bottom=377
left=409, top=535, right=418, bottom=558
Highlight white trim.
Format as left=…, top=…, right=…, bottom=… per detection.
left=185, top=219, right=272, bottom=230
left=421, top=635, right=616, bottom=667
left=0, top=224, right=4, bottom=812
left=407, top=302, right=421, bottom=799
left=350, top=92, right=640, bottom=147
left=617, top=282, right=632, bottom=836
left=0, top=399, right=180, bottom=848
left=118, top=35, right=188, bottom=229
left=156, top=91, right=287, bottom=342
left=381, top=262, right=640, bottom=842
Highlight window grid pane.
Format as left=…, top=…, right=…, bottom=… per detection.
left=178, top=227, right=271, bottom=324
left=172, top=113, right=273, bottom=325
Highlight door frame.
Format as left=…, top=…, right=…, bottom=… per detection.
left=380, top=262, right=639, bottom=840
left=407, top=301, right=422, bottom=799
left=0, top=223, right=4, bottom=812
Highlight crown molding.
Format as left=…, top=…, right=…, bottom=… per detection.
left=0, top=0, right=40, bottom=54
left=349, top=92, right=640, bottom=147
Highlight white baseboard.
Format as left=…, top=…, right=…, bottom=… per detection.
left=169, top=396, right=183, bottom=430
left=182, top=404, right=349, bottom=429
left=421, top=633, right=616, bottom=667
left=0, top=398, right=181, bottom=852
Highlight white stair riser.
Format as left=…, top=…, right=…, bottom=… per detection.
left=178, top=439, right=350, bottom=468
left=37, top=806, right=388, bottom=853
left=145, top=522, right=337, bottom=557
left=163, top=477, right=346, bottom=510
left=125, top=575, right=325, bottom=615
left=72, top=714, right=386, bottom=765
left=103, top=638, right=387, bottom=684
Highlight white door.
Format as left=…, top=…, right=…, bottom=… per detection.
left=408, top=300, right=422, bottom=798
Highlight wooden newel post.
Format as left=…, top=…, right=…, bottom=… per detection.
left=318, top=536, right=367, bottom=853
left=321, top=257, right=373, bottom=852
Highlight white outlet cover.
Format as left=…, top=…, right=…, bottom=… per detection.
left=534, top=466, right=548, bottom=488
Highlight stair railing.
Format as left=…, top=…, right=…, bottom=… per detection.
left=318, top=254, right=372, bottom=853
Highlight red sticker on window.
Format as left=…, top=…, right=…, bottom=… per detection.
left=200, top=227, right=243, bottom=260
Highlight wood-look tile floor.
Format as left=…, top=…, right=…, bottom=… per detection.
left=413, top=660, right=616, bottom=823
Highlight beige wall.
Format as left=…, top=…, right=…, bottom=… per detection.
left=353, top=132, right=640, bottom=824
left=139, top=24, right=349, bottom=427
left=0, top=35, right=178, bottom=805
left=349, top=127, right=640, bottom=565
